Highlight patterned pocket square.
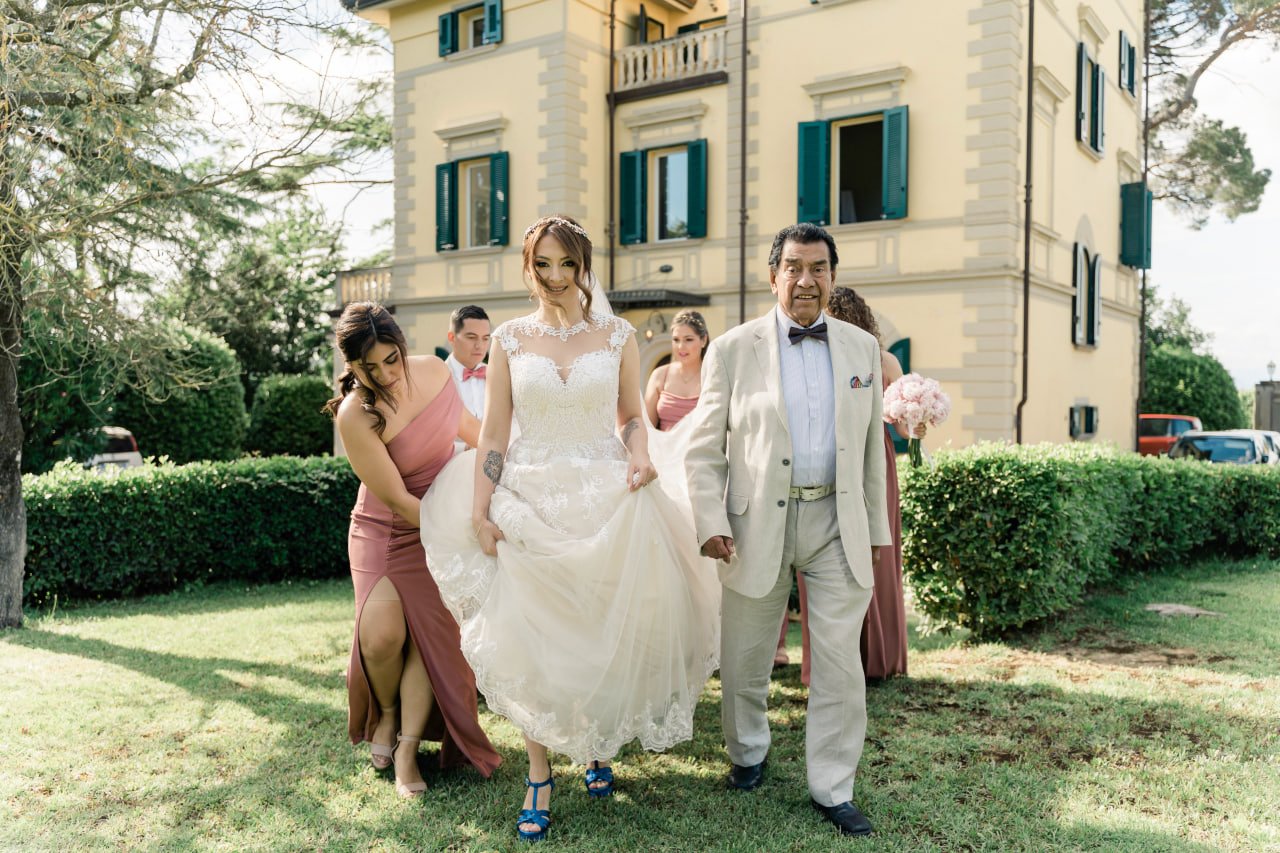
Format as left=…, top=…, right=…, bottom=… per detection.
left=849, top=373, right=874, bottom=390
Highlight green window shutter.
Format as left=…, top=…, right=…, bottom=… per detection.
left=489, top=151, right=509, bottom=246
left=1075, top=43, right=1088, bottom=142
left=1089, top=253, right=1102, bottom=346
left=1072, top=405, right=1098, bottom=437
left=436, top=161, right=458, bottom=252
left=439, top=12, right=457, bottom=56
left=483, top=0, right=503, bottom=44
left=1141, top=184, right=1152, bottom=268
left=881, top=106, right=909, bottom=220
left=796, top=121, right=829, bottom=225
left=1120, top=181, right=1153, bottom=269
left=1128, top=43, right=1138, bottom=95
left=686, top=139, right=708, bottom=238
left=887, top=337, right=910, bottom=373
left=888, top=337, right=911, bottom=455
left=1091, top=65, right=1106, bottom=152
left=619, top=150, right=646, bottom=245
left=1071, top=242, right=1087, bottom=344
left=1119, top=33, right=1130, bottom=94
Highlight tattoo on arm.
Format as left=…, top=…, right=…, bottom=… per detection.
left=621, top=417, right=641, bottom=449
left=483, top=450, right=504, bottom=486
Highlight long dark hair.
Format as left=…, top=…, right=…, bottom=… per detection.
left=522, top=215, right=594, bottom=316
left=827, top=286, right=881, bottom=345
left=323, top=301, right=410, bottom=436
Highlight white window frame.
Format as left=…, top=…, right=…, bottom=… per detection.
left=829, top=113, right=885, bottom=225
left=1069, top=404, right=1099, bottom=440
left=1072, top=243, right=1102, bottom=348
left=458, top=5, right=486, bottom=50
left=459, top=156, right=492, bottom=249
left=648, top=145, right=691, bottom=242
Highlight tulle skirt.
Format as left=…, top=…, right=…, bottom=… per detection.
left=421, top=430, right=720, bottom=764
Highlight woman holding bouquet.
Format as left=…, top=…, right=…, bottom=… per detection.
left=787, top=287, right=918, bottom=682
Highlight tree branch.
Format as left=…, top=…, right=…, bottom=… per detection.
left=1150, top=6, right=1280, bottom=133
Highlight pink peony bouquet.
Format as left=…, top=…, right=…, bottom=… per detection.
left=882, top=373, right=951, bottom=467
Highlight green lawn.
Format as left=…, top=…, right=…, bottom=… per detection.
left=2, top=560, right=1278, bottom=852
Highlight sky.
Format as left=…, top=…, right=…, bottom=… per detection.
left=185, top=0, right=395, bottom=269
left=314, top=19, right=1277, bottom=389
left=1150, top=41, right=1280, bottom=390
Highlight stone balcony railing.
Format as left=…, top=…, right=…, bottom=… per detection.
left=333, top=265, right=392, bottom=310
left=616, top=27, right=729, bottom=92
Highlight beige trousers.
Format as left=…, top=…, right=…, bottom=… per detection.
left=719, top=494, right=873, bottom=807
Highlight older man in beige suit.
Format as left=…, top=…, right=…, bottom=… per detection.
left=685, top=223, right=890, bottom=837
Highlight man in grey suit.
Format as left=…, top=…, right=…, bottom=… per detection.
left=685, top=223, right=890, bottom=837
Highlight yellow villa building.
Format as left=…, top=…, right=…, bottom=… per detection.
left=339, top=0, right=1152, bottom=447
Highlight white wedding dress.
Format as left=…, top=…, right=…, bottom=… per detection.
left=421, top=312, right=720, bottom=764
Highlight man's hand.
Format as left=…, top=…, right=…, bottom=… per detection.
left=701, top=535, right=735, bottom=563
left=871, top=546, right=881, bottom=564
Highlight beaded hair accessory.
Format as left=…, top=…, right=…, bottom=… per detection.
left=523, top=216, right=591, bottom=243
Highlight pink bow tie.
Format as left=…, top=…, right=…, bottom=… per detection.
left=462, top=365, right=487, bottom=381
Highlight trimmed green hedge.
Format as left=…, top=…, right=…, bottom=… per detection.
left=246, top=374, right=334, bottom=457
left=25, top=442, right=1280, bottom=632
left=23, top=456, right=358, bottom=606
left=1141, top=343, right=1247, bottom=431
left=901, top=444, right=1280, bottom=639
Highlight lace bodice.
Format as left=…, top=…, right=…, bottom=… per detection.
left=495, top=313, right=635, bottom=462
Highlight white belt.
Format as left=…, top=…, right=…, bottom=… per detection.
left=788, top=483, right=834, bottom=502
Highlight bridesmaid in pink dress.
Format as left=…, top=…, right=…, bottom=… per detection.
left=643, top=310, right=709, bottom=431
left=326, top=302, right=501, bottom=798
left=782, top=288, right=918, bottom=682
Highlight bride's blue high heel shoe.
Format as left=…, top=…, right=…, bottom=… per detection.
left=584, top=761, right=614, bottom=798
left=517, top=774, right=554, bottom=842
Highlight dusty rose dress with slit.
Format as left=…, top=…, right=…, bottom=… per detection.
left=346, top=381, right=501, bottom=777
left=795, top=423, right=909, bottom=683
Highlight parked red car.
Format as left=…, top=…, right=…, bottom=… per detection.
left=1138, top=414, right=1202, bottom=456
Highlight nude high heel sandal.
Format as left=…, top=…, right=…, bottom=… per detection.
left=369, top=704, right=398, bottom=770
left=393, top=733, right=428, bottom=798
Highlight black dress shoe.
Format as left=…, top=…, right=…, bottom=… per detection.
left=726, top=760, right=765, bottom=791
left=811, top=799, right=873, bottom=836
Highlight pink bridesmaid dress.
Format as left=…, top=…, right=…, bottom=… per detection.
left=346, top=381, right=501, bottom=776
left=655, top=389, right=698, bottom=431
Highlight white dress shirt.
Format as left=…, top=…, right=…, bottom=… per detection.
left=446, top=352, right=486, bottom=420
left=447, top=352, right=486, bottom=455
left=775, top=306, right=837, bottom=487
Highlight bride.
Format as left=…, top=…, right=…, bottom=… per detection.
left=421, top=215, right=719, bottom=842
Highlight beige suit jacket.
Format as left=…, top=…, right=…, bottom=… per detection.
left=684, top=311, right=891, bottom=597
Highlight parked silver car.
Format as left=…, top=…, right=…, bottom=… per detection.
left=1168, top=430, right=1271, bottom=465
left=1252, top=430, right=1280, bottom=465
left=86, top=427, right=144, bottom=474
left=1222, top=429, right=1280, bottom=464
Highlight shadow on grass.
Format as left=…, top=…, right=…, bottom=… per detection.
left=21, top=576, right=350, bottom=623
left=1000, top=557, right=1280, bottom=680
left=7, top=594, right=1273, bottom=851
